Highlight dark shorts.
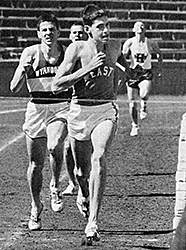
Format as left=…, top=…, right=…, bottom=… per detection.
left=126, top=67, right=153, bottom=89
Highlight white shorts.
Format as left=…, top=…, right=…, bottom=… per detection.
left=68, top=102, right=119, bottom=141
left=23, top=101, right=70, bottom=138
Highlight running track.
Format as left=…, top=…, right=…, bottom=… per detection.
left=1, top=95, right=186, bottom=249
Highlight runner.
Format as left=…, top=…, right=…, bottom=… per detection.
left=10, top=13, right=72, bottom=230
left=52, top=4, right=131, bottom=245
left=62, top=20, right=88, bottom=196
left=122, top=21, right=163, bottom=136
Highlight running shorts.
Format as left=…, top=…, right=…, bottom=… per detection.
left=68, top=102, right=119, bottom=141
left=23, top=101, right=70, bottom=138
left=126, top=66, right=153, bottom=89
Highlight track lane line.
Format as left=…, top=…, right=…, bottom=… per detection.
left=0, top=108, right=26, bottom=114
left=0, top=132, right=25, bottom=153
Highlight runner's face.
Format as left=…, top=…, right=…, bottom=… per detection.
left=90, top=16, right=110, bottom=44
left=134, top=22, right=145, bottom=34
left=37, top=21, right=59, bottom=45
left=70, top=25, right=85, bottom=42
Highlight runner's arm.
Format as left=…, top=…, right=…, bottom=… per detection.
left=52, top=43, right=105, bottom=94
left=116, top=53, right=131, bottom=76
left=150, top=40, right=163, bottom=76
left=116, top=39, right=132, bottom=78
left=117, top=39, right=133, bottom=77
left=122, top=38, right=131, bottom=55
left=10, top=48, right=34, bottom=93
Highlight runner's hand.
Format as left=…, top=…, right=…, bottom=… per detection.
left=88, top=52, right=106, bottom=71
left=23, top=56, right=35, bottom=76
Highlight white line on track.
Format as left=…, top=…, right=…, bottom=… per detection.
left=0, top=132, right=25, bottom=153
left=0, top=108, right=26, bottom=114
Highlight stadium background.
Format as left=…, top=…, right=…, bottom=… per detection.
left=1, top=0, right=186, bottom=97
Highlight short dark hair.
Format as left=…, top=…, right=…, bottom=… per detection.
left=82, top=4, right=108, bottom=26
left=71, top=21, right=84, bottom=28
left=37, top=13, right=59, bottom=31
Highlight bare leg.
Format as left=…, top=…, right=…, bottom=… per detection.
left=127, top=86, right=139, bottom=136
left=62, top=137, right=76, bottom=195
left=70, top=138, right=92, bottom=199
left=127, top=86, right=138, bottom=125
left=47, top=120, right=68, bottom=211
left=86, top=120, right=117, bottom=235
left=26, top=136, right=46, bottom=208
left=26, top=135, right=46, bottom=230
left=139, top=80, right=151, bottom=119
left=69, top=137, right=92, bottom=218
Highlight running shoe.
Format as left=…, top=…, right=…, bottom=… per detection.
left=130, top=124, right=139, bottom=136
left=51, top=191, right=64, bottom=212
left=85, top=222, right=100, bottom=240
left=81, top=222, right=100, bottom=246
left=140, top=110, right=147, bottom=120
left=76, top=196, right=89, bottom=218
left=28, top=202, right=43, bottom=231
left=62, top=183, right=75, bottom=195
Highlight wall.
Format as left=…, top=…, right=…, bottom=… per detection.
left=151, top=62, right=186, bottom=96
left=0, top=61, right=186, bottom=97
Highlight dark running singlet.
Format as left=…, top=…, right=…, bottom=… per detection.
left=72, top=40, right=121, bottom=105
left=26, top=44, right=72, bottom=104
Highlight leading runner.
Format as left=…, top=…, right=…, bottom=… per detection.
left=52, top=4, right=131, bottom=245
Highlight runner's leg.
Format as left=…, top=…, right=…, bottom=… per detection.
left=62, top=137, right=76, bottom=195
left=26, top=135, right=46, bottom=229
left=70, top=138, right=92, bottom=199
left=138, top=80, right=151, bottom=119
left=47, top=120, right=68, bottom=211
left=26, top=136, right=46, bottom=209
left=47, top=120, right=68, bottom=191
left=127, top=86, right=139, bottom=135
left=87, top=120, right=116, bottom=230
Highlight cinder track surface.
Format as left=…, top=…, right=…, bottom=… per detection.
left=0, top=95, right=185, bottom=250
